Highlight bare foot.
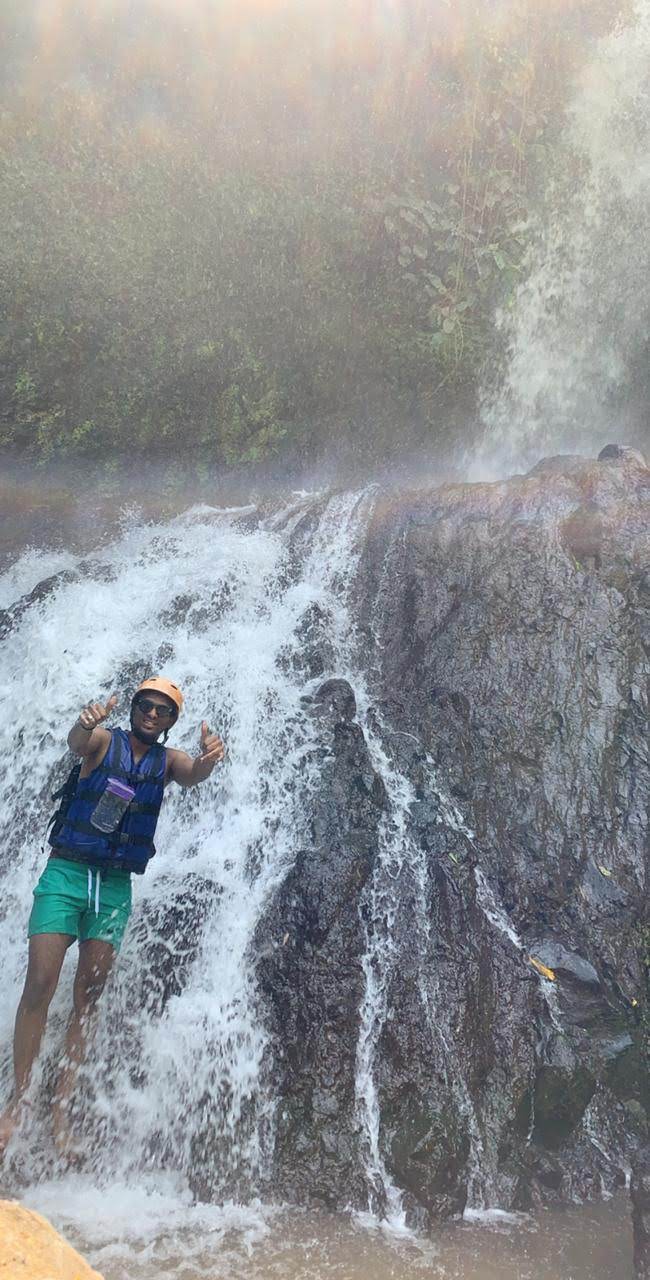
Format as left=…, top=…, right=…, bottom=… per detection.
left=52, top=1102, right=84, bottom=1169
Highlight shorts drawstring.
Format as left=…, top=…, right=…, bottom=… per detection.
left=86, top=867, right=102, bottom=915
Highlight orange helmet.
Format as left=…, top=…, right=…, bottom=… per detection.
left=133, top=677, right=184, bottom=716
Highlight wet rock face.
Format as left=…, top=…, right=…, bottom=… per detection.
left=632, top=1147, right=650, bottom=1279
left=361, top=454, right=649, bottom=1194
left=255, top=677, right=386, bottom=1207
left=129, top=874, right=223, bottom=1015
left=257, top=452, right=650, bottom=1238
left=0, top=559, right=117, bottom=641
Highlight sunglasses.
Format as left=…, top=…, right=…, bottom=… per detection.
left=133, top=697, right=176, bottom=720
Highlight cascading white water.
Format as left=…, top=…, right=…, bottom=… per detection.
left=474, top=0, right=650, bottom=477
left=0, top=492, right=376, bottom=1255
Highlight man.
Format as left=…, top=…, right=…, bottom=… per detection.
left=0, top=677, right=225, bottom=1157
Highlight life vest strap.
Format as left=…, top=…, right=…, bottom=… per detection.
left=59, top=818, right=153, bottom=848
left=53, top=788, right=158, bottom=814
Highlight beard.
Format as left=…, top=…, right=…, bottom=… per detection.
left=129, top=716, right=162, bottom=745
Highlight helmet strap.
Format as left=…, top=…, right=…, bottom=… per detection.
left=161, top=716, right=177, bottom=744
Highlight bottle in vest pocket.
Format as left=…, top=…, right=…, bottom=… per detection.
left=90, top=778, right=136, bottom=833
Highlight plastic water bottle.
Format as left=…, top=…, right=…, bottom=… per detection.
left=90, top=778, right=136, bottom=833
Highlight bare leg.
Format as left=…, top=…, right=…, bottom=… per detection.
left=52, top=938, right=115, bottom=1159
left=0, top=933, right=73, bottom=1152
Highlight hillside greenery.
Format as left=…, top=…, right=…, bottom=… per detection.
left=0, top=0, right=632, bottom=475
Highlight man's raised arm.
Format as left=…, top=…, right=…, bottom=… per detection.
left=67, top=694, right=118, bottom=757
left=168, top=721, right=225, bottom=788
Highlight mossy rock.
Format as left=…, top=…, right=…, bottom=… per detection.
left=385, top=1090, right=470, bottom=1217
left=532, top=1065, right=597, bottom=1150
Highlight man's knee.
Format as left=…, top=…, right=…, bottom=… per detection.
left=20, top=967, right=60, bottom=1013
left=73, top=956, right=113, bottom=1016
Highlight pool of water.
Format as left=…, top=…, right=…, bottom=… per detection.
left=20, top=1181, right=632, bottom=1280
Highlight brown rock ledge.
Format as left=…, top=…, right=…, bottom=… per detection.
left=0, top=1199, right=103, bottom=1279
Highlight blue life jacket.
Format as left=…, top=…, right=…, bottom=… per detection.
left=50, top=728, right=167, bottom=874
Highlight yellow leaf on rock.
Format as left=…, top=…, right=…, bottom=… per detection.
left=528, top=956, right=557, bottom=982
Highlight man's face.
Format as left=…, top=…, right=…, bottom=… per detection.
left=131, top=693, right=176, bottom=742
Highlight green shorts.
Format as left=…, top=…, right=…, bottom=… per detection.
left=28, top=857, right=133, bottom=951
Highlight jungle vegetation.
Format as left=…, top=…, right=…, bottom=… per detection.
left=0, top=0, right=633, bottom=477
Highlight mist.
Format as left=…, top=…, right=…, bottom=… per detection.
left=2, top=0, right=644, bottom=497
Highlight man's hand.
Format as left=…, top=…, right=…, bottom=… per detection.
left=199, top=721, right=225, bottom=768
left=167, top=722, right=225, bottom=787
left=77, top=694, right=118, bottom=732
left=68, top=694, right=117, bottom=756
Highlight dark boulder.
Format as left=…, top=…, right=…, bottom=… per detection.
left=598, top=443, right=647, bottom=467
left=254, top=453, right=648, bottom=1236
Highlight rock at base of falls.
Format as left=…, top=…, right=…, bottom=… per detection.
left=0, top=1199, right=103, bottom=1279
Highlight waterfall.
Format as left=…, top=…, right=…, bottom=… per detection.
left=0, top=487, right=503, bottom=1238
left=0, top=480, right=617, bottom=1260
left=0, top=493, right=376, bottom=1237
left=474, top=0, right=650, bottom=477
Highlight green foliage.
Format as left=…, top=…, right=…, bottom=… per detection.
left=0, top=0, right=631, bottom=472
left=375, top=22, right=563, bottom=389
left=380, top=183, right=526, bottom=382
left=14, top=370, right=36, bottom=402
